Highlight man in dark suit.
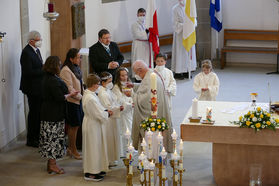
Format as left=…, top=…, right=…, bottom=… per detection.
left=20, top=30, right=44, bottom=147
left=89, top=29, right=124, bottom=77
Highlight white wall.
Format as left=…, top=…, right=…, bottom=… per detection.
left=84, top=0, right=178, bottom=47
left=0, top=0, right=25, bottom=149
left=220, top=0, right=279, bottom=64
left=28, top=0, right=51, bottom=60
left=0, top=0, right=51, bottom=149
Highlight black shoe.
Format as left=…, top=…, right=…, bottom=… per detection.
left=84, top=173, right=104, bottom=181
left=183, top=72, right=192, bottom=79
left=26, top=141, right=39, bottom=148
left=99, top=171, right=106, bottom=176
left=174, top=73, right=184, bottom=80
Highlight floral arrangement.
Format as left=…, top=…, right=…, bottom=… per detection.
left=140, top=117, right=169, bottom=132
left=232, top=107, right=279, bottom=132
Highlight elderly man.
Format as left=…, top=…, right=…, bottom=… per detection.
left=131, top=60, right=173, bottom=153
left=89, top=29, right=124, bottom=78
left=20, top=30, right=44, bottom=147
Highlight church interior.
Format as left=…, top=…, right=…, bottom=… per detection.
left=0, top=0, right=279, bottom=185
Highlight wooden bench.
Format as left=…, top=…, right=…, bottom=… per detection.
left=221, top=29, right=279, bottom=69
left=118, top=34, right=173, bottom=68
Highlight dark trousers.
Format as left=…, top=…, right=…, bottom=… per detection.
left=26, top=94, right=42, bottom=144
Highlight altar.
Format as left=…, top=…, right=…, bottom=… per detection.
left=180, top=101, right=279, bottom=185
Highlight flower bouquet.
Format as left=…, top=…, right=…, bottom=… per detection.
left=140, top=117, right=169, bottom=132
left=232, top=107, right=279, bottom=132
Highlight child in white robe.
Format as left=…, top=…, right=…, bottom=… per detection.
left=193, top=59, right=220, bottom=101
left=82, top=74, right=113, bottom=181
left=112, top=67, right=134, bottom=157
left=98, top=72, right=123, bottom=166
left=154, top=53, right=177, bottom=110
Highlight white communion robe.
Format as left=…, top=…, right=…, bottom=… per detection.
left=131, top=20, right=152, bottom=71
left=193, top=72, right=220, bottom=101
left=112, top=84, right=133, bottom=156
left=98, top=86, right=120, bottom=162
left=82, top=89, right=109, bottom=174
left=155, top=67, right=177, bottom=110
left=171, top=3, right=197, bottom=74
left=132, top=70, right=173, bottom=153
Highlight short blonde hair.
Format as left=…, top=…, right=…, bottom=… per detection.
left=201, top=59, right=212, bottom=70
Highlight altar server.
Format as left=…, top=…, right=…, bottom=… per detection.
left=154, top=53, right=176, bottom=110
left=193, top=60, right=219, bottom=101
left=98, top=72, right=122, bottom=166
left=82, top=74, right=112, bottom=181
left=112, top=67, right=134, bottom=156
left=131, top=8, right=151, bottom=72
left=171, top=0, right=197, bottom=79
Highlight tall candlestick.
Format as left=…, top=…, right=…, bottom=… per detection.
left=192, top=98, right=198, bottom=118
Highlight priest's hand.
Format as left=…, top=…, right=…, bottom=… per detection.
left=120, top=105, right=124, bottom=111
left=107, top=110, right=113, bottom=117
left=202, top=88, right=209, bottom=91
left=126, top=82, right=134, bottom=88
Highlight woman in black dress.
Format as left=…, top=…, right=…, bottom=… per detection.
left=39, top=56, right=78, bottom=174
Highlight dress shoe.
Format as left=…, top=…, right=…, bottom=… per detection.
left=174, top=73, right=184, bottom=80
left=26, top=141, right=39, bottom=148
left=84, top=173, right=104, bottom=181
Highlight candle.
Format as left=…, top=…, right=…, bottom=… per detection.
left=149, top=161, right=155, bottom=186
left=150, top=72, right=157, bottom=92
left=179, top=139, right=183, bottom=151
left=162, top=166, right=166, bottom=179
left=125, top=128, right=131, bottom=139
left=141, top=138, right=146, bottom=153
left=192, top=98, right=198, bottom=118
left=172, top=149, right=180, bottom=160
left=150, top=72, right=157, bottom=117
left=140, top=171, right=144, bottom=182
left=171, top=129, right=178, bottom=141
left=129, top=164, right=133, bottom=175
left=179, top=161, right=183, bottom=170
left=48, top=3, right=54, bottom=13
left=175, top=170, right=178, bottom=181
left=161, top=147, right=167, bottom=159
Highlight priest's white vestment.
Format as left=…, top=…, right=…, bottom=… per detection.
left=193, top=72, right=220, bottom=101
left=98, top=86, right=120, bottom=162
left=131, top=70, right=173, bottom=153
left=171, top=3, right=197, bottom=74
left=82, top=89, right=109, bottom=174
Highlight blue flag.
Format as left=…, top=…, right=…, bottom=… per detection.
left=210, top=0, right=222, bottom=32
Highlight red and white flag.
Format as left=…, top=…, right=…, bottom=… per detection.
left=145, top=0, right=160, bottom=67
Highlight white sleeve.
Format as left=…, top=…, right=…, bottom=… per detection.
left=173, top=7, right=183, bottom=34
left=166, top=69, right=177, bottom=96
left=131, top=23, right=148, bottom=40
left=208, top=73, right=220, bottom=99
left=83, top=96, right=108, bottom=122
left=98, top=91, right=113, bottom=109
left=193, top=73, right=202, bottom=95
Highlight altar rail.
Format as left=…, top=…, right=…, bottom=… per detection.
left=221, top=29, right=279, bottom=69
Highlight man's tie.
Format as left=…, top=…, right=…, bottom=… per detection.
left=36, top=49, right=43, bottom=63
left=105, top=47, right=111, bottom=56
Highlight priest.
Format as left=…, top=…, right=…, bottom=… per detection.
left=131, top=60, right=173, bottom=153
left=171, top=0, right=197, bottom=79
